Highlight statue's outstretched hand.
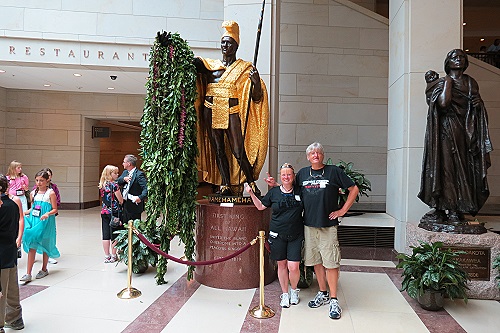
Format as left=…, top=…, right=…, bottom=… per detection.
left=157, top=31, right=171, bottom=47
left=244, top=183, right=253, bottom=194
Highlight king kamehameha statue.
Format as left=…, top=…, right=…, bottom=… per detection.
left=193, top=21, right=269, bottom=198
left=160, top=21, right=269, bottom=199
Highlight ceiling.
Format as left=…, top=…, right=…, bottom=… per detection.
left=0, top=62, right=149, bottom=95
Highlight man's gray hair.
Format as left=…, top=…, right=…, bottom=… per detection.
left=125, top=154, right=137, bottom=167
left=306, top=142, right=324, bottom=155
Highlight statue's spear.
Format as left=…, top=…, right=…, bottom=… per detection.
left=238, top=0, right=266, bottom=190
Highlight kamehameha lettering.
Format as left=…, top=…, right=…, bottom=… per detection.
left=302, top=179, right=329, bottom=189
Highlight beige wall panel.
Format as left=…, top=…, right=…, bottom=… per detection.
left=296, top=124, right=358, bottom=147
left=280, top=24, right=298, bottom=46
left=42, top=150, right=80, bottom=166
left=279, top=102, right=328, bottom=124
left=66, top=166, right=81, bottom=183
left=359, top=28, right=389, bottom=50
left=24, top=9, right=98, bottom=35
left=357, top=125, right=387, bottom=147
left=296, top=74, right=358, bottom=97
left=329, top=5, right=385, bottom=29
left=42, top=114, right=81, bottom=131
left=328, top=54, right=388, bottom=77
left=331, top=151, right=386, bottom=175
left=166, top=18, right=221, bottom=44
left=134, top=0, right=200, bottom=18
left=328, top=103, right=387, bottom=126
left=280, top=52, right=329, bottom=74
left=0, top=7, right=24, bottom=30
left=200, top=0, right=224, bottom=20
left=63, top=0, right=132, bottom=14
left=117, top=96, right=145, bottom=113
left=359, top=76, right=388, bottom=99
left=281, top=3, right=329, bottom=26
left=58, top=186, right=79, bottom=203
left=97, top=13, right=167, bottom=39
left=67, top=130, right=81, bottom=147
left=279, top=74, right=297, bottom=96
left=5, top=109, right=43, bottom=129
left=298, top=26, right=360, bottom=48
left=15, top=129, right=67, bottom=146
left=5, top=149, right=43, bottom=169
left=278, top=124, right=297, bottom=146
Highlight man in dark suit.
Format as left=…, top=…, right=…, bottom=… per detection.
left=117, top=154, right=148, bottom=223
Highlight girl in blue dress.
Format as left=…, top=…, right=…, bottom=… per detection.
left=20, top=170, right=59, bottom=282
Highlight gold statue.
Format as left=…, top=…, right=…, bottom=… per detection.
left=194, top=21, right=269, bottom=196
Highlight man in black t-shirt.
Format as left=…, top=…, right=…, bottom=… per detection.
left=266, top=142, right=358, bottom=319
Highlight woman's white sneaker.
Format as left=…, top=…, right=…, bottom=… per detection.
left=280, top=293, right=290, bottom=308
left=290, top=288, right=300, bottom=305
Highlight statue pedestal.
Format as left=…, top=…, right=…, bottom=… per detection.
left=195, top=199, right=276, bottom=289
left=407, top=223, right=500, bottom=300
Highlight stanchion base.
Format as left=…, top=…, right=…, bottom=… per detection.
left=117, top=287, right=142, bottom=299
left=248, top=305, right=275, bottom=319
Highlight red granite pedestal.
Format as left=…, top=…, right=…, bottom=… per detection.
left=194, top=199, right=277, bottom=289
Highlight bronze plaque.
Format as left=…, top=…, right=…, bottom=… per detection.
left=447, top=246, right=490, bottom=281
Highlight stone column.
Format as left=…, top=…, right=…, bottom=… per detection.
left=387, top=0, right=463, bottom=252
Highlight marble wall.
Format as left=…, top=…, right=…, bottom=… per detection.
left=3, top=89, right=145, bottom=207
left=279, top=0, right=389, bottom=206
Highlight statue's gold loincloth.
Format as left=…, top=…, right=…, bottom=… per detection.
left=204, top=82, right=240, bottom=129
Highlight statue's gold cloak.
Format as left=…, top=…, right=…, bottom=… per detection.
left=195, top=58, right=269, bottom=186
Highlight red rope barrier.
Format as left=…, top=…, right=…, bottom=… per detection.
left=133, top=229, right=255, bottom=266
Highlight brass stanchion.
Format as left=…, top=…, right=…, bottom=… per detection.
left=249, top=230, right=275, bottom=319
left=117, top=220, right=142, bottom=299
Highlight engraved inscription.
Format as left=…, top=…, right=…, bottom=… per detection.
left=447, top=246, right=491, bottom=281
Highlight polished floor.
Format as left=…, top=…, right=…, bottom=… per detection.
left=10, top=208, right=500, bottom=333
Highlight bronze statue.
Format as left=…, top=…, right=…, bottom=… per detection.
left=418, top=49, right=493, bottom=230
left=193, top=21, right=269, bottom=197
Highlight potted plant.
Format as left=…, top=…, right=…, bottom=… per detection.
left=114, top=219, right=159, bottom=274
left=325, top=158, right=371, bottom=205
left=494, top=254, right=500, bottom=289
left=396, top=241, right=469, bottom=310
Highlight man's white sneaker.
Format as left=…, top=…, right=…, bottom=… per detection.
left=308, top=291, right=330, bottom=308
left=329, top=298, right=342, bottom=319
left=280, top=293, right=290, bottom=308
left=290, top=288, right=300, bottom=305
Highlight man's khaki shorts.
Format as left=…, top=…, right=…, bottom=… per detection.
left=304, top=225, right=341, bottom=269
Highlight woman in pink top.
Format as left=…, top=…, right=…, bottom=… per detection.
left=7, top=161, right=29, bottom=211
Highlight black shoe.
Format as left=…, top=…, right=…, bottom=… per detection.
left=5, top=318, right=24, bottom=330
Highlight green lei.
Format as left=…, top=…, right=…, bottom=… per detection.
left=140, top=32, right=198, bottom=283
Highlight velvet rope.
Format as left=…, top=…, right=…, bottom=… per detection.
left=133, top=229, right=256, bottom=266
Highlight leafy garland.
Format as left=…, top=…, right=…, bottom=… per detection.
left=140, top=32, right=198, bottom=284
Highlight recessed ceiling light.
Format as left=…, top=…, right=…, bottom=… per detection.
left=44, top=84, right=51, bottom=87
left=0, top=69, right=5, bottom=73
left=480, top=38, right=485, bottom=42
left=73, top=73, right=82, bottom=77
left=463, top=22, right=466, bottom=26
left=107, top=87, right=115, bottom=90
